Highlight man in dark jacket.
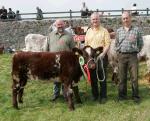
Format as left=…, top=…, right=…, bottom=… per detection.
left=0, top=6, right=7, bottom=19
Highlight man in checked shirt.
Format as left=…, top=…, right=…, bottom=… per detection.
left=115, top=11, right=143, bottom=103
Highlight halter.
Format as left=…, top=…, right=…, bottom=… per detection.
left=79, top=55, right=106, bottom=84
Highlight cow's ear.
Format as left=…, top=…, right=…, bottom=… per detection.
left=72, top=47, right=83, bottom=56
left=95, top=47, right=103, bottom=56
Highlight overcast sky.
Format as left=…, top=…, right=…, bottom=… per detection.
left=1, top=0, right=150, bottom=13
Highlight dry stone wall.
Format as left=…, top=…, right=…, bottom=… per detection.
left=0, top=17, right=150, bottom=49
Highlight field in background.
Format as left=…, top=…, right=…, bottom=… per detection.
left=0, top=54, right=150, bottom=121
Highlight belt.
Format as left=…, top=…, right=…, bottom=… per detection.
left=118, top=52, right=137, bottom=54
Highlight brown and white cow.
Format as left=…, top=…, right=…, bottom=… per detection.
left=11, top=45, right=104, bottom=111
left=12, top=51, right=83, bottom=111
left=24, top=34, right=48, bottom=52
left=139, top=35, right=150, bottom=83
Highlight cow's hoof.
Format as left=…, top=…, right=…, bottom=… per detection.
left=13, top=105, right=19, bottom=110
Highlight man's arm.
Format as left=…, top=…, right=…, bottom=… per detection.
left=100, top=30, right=111, bottom=58
left=137, top=29, right=144, bottom=52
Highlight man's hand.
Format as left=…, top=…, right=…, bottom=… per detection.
left=98, top=53, right=105, bottom=59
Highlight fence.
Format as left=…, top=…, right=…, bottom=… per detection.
left=0, top=8, right=150, bottom=21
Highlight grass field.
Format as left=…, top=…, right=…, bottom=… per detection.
left=0, top=54, right=150, bottom=121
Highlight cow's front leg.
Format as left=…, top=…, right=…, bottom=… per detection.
left=64, top=83, right=75, bottom=111
left=18, top=80, right=27, bottom=103
left=72, top=85, right=82, bottom=104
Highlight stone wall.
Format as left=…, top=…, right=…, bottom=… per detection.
left=0, top=17, right=150, bottom=49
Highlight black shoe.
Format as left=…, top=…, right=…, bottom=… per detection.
left=99, top=98, right=107, bottom=104
left=50, top=95, right=59, bottom=101
left=132, top=96, right=141, bottom=103
left=117, top=96, right=127, bottom=102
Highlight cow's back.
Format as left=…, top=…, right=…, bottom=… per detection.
left=12, top=51, right=82, bottom=81
left=25, top=34, right=48, bottom=52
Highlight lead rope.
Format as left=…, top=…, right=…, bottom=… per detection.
left=84, top=64, right=91, bottom=85
left=96, top=56, right=105, bottom=82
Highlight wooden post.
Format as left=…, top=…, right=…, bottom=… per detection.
left=146, top=8, right=149, bottom=16
left=122, top=8, right=124, bottom=13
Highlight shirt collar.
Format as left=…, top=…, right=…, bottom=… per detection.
left=91, top=26, right=102, bottom=31
left=122, top=25, right=133, bottom=31
left=54, top=30, right=66, bottom=35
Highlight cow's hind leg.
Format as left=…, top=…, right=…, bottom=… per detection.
left=64, top=83, right=75, bottom=111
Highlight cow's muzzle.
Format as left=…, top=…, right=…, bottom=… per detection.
left=86, top=58, right=96, bottom=69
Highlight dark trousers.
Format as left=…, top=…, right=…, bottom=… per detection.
left=118, top=53, right=139, bottom=98
left=81, top=11, right=88, bottom=18
left=53, top=82, right=64, bottom=97
left=91, top=55, right=108, bottom=99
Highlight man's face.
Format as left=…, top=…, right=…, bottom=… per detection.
left=56, top=21, right=65, bottom=33
left=122, top=13, right=131, bottom=27
left=91, top=15, right=100, bottom=28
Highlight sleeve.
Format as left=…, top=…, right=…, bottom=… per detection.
left=104, top=29, right=111, bottom=46
left=84, top=30, right=89, bottom=46
left=137, top=29, right=144, bottom=52
left=115, top=29, right=119, bottom=51
left=69, top=35, right=76, bottom=49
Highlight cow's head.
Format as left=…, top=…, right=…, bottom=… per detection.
left=73, top=46, right=103, bottom=69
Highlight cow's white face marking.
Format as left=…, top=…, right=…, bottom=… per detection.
left=85, top=47, right=92, bottom=56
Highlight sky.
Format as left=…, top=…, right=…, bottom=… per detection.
left=1, top=0, right=150, bottom=17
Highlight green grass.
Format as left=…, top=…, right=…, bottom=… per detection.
left=0, top=54, right=150, bottom=121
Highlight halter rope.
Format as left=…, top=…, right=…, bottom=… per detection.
left=96, top=56, right=105, bottom=82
